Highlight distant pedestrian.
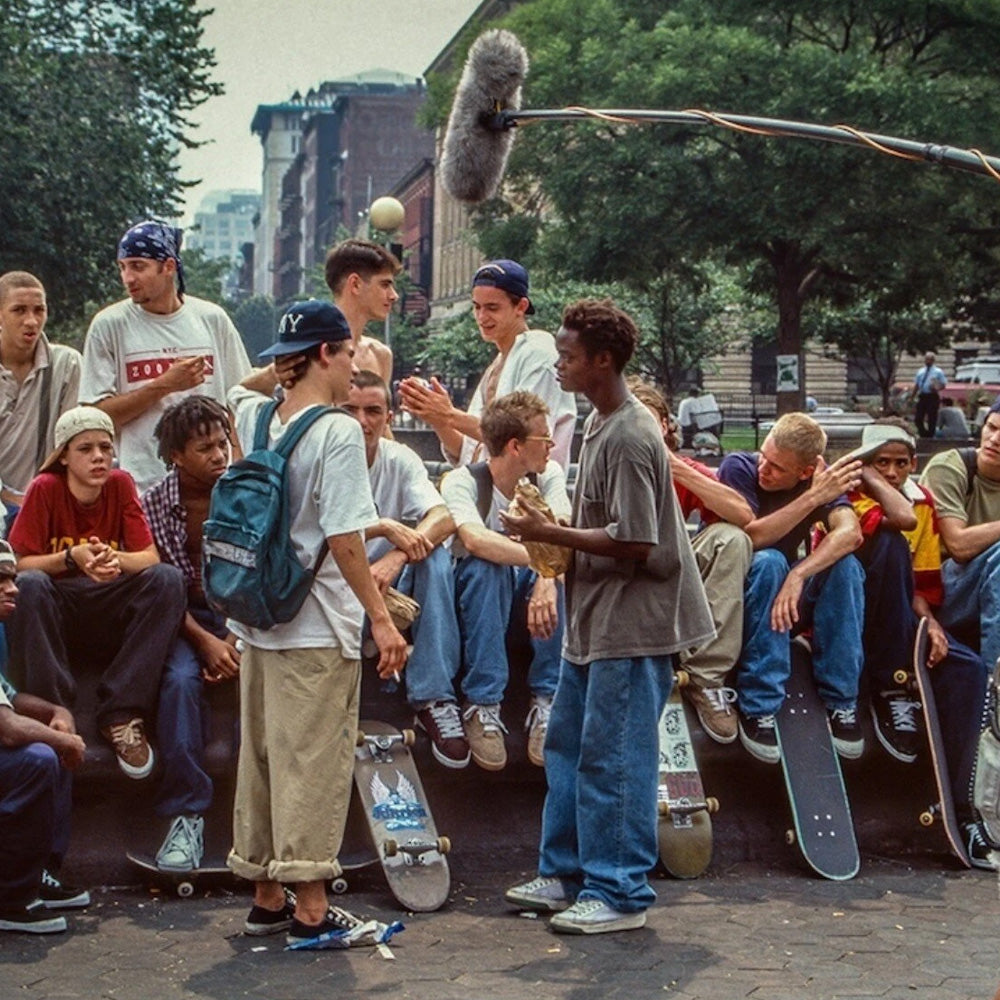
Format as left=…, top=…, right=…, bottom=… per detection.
left=912, top=351, right=946, bottom=438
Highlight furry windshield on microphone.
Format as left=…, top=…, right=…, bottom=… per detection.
left=441, top=29, right=528, bottom=204
left=440, top=31, right=1000, bottom=206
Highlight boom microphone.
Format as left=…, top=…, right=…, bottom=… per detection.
left=440, top=29, right=528, bottom=204
left=440, top=30, right=1000, bottom=206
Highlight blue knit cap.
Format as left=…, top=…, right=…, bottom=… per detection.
left=117, top=221, right=186, bottom=297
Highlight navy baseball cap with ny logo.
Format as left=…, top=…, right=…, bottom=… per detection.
left=258, top=300, right=352, bottom=360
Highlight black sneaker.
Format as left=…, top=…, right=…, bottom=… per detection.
left=871, top=689, right=921, bottom=764
left=828, top=706, right=865, bottom=760
left=286, top=906, right=358, bottom=946
left=963, top=821, right=1000, bottom=871
left=0, top=900, right=67, bottom=934
left=738, top=713, right=779, bottom=764
left=414, top=701, right=470, bottom=769
left=244, top=888, right=296, bottom=936
left=39, top=869, right=91, bottom=909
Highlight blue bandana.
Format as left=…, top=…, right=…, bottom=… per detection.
left=117, top=221, right=186, bottom=297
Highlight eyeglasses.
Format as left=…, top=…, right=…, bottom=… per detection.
left=523, top=435, right=555, bottom=446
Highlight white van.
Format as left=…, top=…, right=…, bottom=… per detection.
left=955, top=357, right=1000, bottom=384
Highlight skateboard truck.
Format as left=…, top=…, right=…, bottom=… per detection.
left=383, top=836, right=451, bottom=865
left=357, top=728, right=415, bottom=763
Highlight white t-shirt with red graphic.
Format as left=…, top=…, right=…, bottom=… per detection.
left=80, top=296, right=251, bottom=493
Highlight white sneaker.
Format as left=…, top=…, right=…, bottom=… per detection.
left=549, top=898, right=646, bottom=935
left=504, top=875, right=570, bottom=912
left=155, top=815, right=205, bottom=872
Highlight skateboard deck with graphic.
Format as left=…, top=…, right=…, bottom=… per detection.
left=354, top=719, right=450, bottom=912
left=656, top=671, right=717, bottom=878
left=895, top=616, right=971, bottom=868
left=126, top=852, right=233, bottom=898
left=774, top=637, right=860, bottom=880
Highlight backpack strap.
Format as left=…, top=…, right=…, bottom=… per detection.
left=252, top=399, right=280, bottom=452
left=33, top=362, right=54, bottom=471
left=253, top=402, right=348, bottom=576
left=272, top=404, right=336, bottom=459
left=960, top=446, right=978, bottom=503
left=468, top=462, right=540, bottom=524
left=468, top=461, right=493, bottom=523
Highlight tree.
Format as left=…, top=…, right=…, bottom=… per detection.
left=228, top=296, right=279, bottom=362
left=444, top=0, right=1000, bottom=411
left=0, top=0, right=222, bottom=329
left=179, top=248, right=231, bottom=306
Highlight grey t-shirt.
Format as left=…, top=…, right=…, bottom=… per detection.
left=563, top=395, right=715, bottom=664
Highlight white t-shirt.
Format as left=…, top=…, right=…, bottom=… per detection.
left=366, top=439, right=446, bottom=562
left=226, top=386, right=377, bottom=655
left=441, top=459, right=571, bottom=560
left=80, top=296, right=252, bottom=493
left=455, top=329, right=577, bottom=470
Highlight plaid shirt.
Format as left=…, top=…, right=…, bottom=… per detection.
left=141, top=469, right=197, bottom=587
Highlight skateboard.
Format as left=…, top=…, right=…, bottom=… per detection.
left=353, top=719, right=450, bottom=912
left=656, top=670, right=718, bottom=878
left=893, top=617, right=972, bottom=868
left=774, top=636, right=860, bottom=880
left=126, top=852, right=233, bottom=898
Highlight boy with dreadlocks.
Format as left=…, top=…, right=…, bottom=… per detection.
left=141, top=395, right=238, bottom=872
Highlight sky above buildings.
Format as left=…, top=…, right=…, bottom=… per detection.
left=178, top=0, right=479, bottom=222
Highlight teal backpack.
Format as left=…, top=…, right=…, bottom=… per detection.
left=202, top=400, right=337, bottom=629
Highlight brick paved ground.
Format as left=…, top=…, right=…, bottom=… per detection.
left=1, top=857, right=997, bottom=1000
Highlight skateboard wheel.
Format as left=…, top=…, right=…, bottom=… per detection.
left=893, top=669, right=909, bottom=686
left=785, top=829, right=796, bottom=846
left=400, top=728, right=415, bottom=747
left=657, top=800, right=669, bottom=816
left=384, top=838, right=398, bottom=857
left=355, top=730, right=366, bottom=746
left=675, top=669, right=690, bottom=689
left=919, top=810, right=935, bottom=827
left=177, top=881, right=194, bottom=898
left=436, top=836, right=451, bottom=855
left=706, top=796, right=720, bottom=814
left=331, top=877, right=348, bottom=895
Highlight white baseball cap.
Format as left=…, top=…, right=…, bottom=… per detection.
left=38, top=406, right=115, bottom=474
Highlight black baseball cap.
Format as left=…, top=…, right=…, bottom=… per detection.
left=472, top=259, right=535, bottom=315
left=259, top=300, right=352, bottom=360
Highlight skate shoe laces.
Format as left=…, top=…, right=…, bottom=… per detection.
left=886, top=696, right=919, bottom=733
left=704, top=687, right=737, bottom=713
left=463, top=703, right=508, bottom=734
left=428, top=701, right=465, bottom=740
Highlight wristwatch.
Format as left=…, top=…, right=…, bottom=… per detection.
left=64, top=545, right=76, bottom=573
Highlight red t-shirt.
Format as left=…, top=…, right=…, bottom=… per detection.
left=10, top=469, right=154, bottom=572
left=673, top=454, right=720, bottom=525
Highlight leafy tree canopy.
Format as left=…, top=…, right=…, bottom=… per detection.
left=448, top=0, right=1000, bottom=408
left=0, top=0, right=222, bottom=330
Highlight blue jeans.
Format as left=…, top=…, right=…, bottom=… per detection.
left=454, top=557, right=564, bottom=705
left=154, top=608, right=228, bottom=818
left=939, top=540, right=1000, bottom=672
left=858, top=530, right=988, bottom=813
left=538, top=655, right=673, bottom=912
left=739, top=548, right=865, bottom=718
left=392, top=547, right=462, bottom=706
left=0, top=742, right=71, bottom=908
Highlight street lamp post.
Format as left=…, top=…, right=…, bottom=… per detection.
left=368, top=195, right=405, bottom=354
